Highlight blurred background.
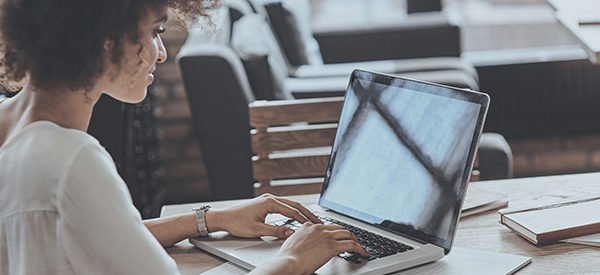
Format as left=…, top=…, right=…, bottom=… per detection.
left=154, top=0, right=600, bottom=213
left=32, top=0, right=597, bottom=218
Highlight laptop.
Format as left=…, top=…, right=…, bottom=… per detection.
left=190, top=70, right=490, bottom=274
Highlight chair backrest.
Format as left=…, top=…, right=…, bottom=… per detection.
left=249, top=97, right=481, bottom=196
left=177, top=42, right=257, bottom=201
left=249, top=97, right=343, bottom=196
left=261, top=0, right=324, bottom=67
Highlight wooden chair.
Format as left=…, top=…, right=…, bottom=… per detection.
left=248, top=97, right=480, bottom=197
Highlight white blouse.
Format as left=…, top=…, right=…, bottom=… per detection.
left=0, top=121, right=180, bottom=274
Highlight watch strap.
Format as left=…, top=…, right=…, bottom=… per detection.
left=192, top=205, right=211, bottom=237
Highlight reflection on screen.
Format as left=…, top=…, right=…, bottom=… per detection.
left=320, top=74, right=481, bottom=244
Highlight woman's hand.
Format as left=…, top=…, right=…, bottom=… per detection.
left=251, top=223, right=370, bottom=275
left=205, top=193, right=322, bottom=238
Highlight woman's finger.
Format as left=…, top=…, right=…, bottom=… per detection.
left=253, top=224, right=295, bottom=238
left=264, top=197, right=311, bottom=223
left=275, top=197, right=322, bottom=224
left=315, top=224, right=345, bottom=231
left=334, top=240, right=370, bottom=257
left=328, top=229, right=360, bottom=243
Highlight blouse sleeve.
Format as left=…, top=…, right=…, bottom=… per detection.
left=56, top=143, right=181, bottom=274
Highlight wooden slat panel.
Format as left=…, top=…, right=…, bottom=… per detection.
left=251, top=124, right=337, bottom=153
left=470, top=170, right=480, bottom=182
left=252, top=155, right=330, bottom=179
left=471, top=152, right=480, bottom=181
left=249, top=97, right=344, bottom=127
left=254, top=181, right=323, bottom=196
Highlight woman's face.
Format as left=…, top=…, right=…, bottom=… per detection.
left=103, top=5, right=168, bottom=103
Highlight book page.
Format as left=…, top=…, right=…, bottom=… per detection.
left=563, top=232, right=600, bottom=247
left=462, top=186, right=508, bottom=210
left=200, top=262, right=248, bottom=275
left=396, top=247, right=531, bottom=275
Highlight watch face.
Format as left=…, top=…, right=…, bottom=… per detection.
left=192, top=204, right=211, bottom=211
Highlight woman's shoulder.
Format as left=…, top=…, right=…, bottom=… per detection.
left=11, top=120, right=100, bottom=148
left=0, top=120, right=107, bottom=169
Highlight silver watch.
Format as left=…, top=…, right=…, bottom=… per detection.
left=192, top=205, right=211, bottom=237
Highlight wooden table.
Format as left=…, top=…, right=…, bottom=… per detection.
left=548, top=0, right=600, bottom=64
left=161, top=172, right=600, bottom=274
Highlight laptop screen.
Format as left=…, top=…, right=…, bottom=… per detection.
left=319, top=70, right=489, bottom=252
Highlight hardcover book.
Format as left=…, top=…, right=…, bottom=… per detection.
left=499, top=196, right=600, bottom=245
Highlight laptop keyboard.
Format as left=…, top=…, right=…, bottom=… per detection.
left=271, top=215, right=413, bottom=263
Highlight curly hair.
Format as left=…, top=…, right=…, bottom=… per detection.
left=0, top=0, right=219, bottom=93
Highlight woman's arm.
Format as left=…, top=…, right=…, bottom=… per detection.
left=143, top=213, right=199, bottom=247
left=143, top=194, right=322, bottom=247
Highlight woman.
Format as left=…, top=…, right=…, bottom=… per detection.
left=0, top=0, right=367, bottom=274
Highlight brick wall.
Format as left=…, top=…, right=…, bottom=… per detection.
left=154, top=18, right=211, bottom=205
left=510, top=135, right=600, bottom=178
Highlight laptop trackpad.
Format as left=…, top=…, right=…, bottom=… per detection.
left=234, top=239, right=284, bottom=265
